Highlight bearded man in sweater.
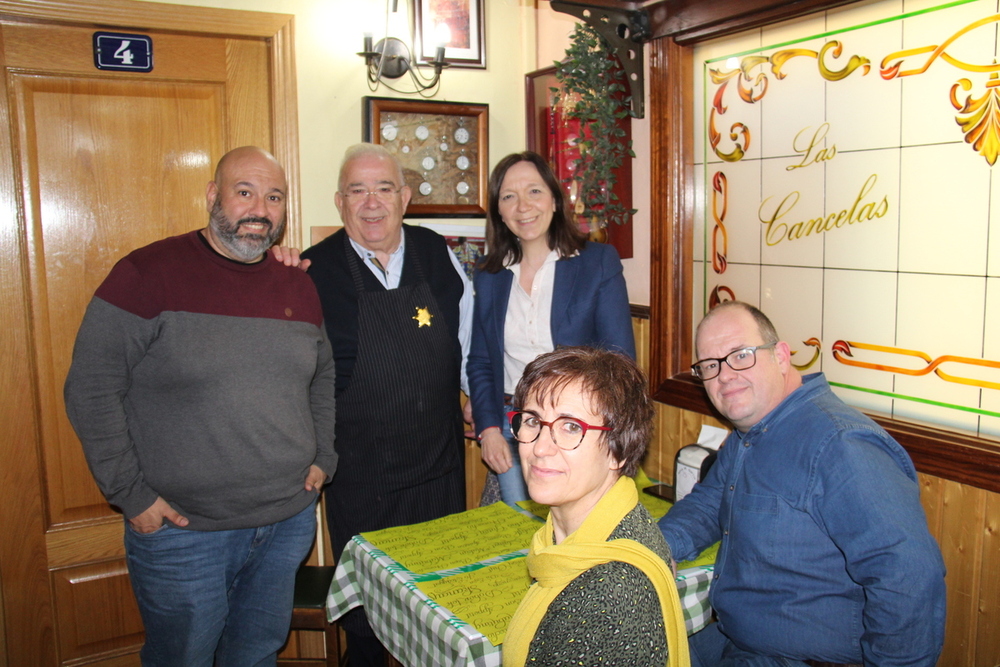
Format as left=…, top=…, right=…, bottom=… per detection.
left=64, top=146, right=337, bottom=667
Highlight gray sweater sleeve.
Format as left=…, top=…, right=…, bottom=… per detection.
left=64, top=297, right=160, bottom=519
left=310, top=323, right=338, bottom=479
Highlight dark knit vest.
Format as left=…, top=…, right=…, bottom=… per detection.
left=302, top=226, right=464, bottom=395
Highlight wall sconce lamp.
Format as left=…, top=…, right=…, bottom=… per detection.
left=359, top=28, right=448, bottom=96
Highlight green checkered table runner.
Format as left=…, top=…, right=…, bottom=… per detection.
left=326, top=505, right=714, bottom=667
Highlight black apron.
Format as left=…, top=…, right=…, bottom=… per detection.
left=326, top=240, right=465, bottom=563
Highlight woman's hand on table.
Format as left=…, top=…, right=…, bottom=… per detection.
left=480, top=428, right=513, bottom=473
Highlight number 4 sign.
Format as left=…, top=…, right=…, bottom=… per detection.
left=93, top=32, right=153, bottom=72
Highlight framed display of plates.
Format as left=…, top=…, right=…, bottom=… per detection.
left=363, top=97, right=488, bottom=218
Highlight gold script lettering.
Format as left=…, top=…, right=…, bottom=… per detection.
left=787, top=123, right=837, bottom=171
left=760, top=174, right=889, bottom=246
left=759, top=192, right=799, bottom=246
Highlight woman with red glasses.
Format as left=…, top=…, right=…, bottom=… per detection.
left=502, top=347, right=689, bottom=667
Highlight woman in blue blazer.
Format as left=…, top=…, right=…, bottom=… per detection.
left=468, top=152, right=636, bottom=504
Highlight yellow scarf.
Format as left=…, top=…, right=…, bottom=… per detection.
left=502, top=476, right=691, bottom=667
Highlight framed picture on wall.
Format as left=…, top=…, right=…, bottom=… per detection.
left=414, top=0, right=486, bottom=69
left=363, top=96, right=488, bottom=218
left=421, top=222, right=486, bottom=280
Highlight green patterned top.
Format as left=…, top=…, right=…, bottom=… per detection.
left=524, top=503, right=673, bottom=666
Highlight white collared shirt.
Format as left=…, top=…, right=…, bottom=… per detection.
left=502, top=249, right=560, bottom=394
left=348, top=231, right=473, bottom=394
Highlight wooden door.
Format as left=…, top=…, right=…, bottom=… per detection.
left=0, top=2, right=299, bottom=664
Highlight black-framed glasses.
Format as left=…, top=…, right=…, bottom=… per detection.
left=691, top=342, right=777, bottom=381
left=507, top=410, right=611, bottom=451
left=340, top=185, right=402, bottom=202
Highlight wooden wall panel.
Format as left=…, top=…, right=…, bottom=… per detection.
left=977, top=491, right=1000, bottom=666
left=2, top=22, right=226, bottom=79
left=939, top=480, right=986, bottom=666
left=466, top=439, right=488, bottom=510
left=224, top=38, right=272, bottom=155
left=919, top=473, right=945, bottom=536
left=52, top=561, right=143, bottom=661
left=633, top=315, right=649, bottom=379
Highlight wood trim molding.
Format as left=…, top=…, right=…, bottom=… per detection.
left=649, top=36, right=693, bottom=388
left=644, top=0, right=862, bottom=43
left=630, top=304, right=650, bottom=319
left=0, top=18, right=56, bottom=666
left=0, top=0, right=292, bottom=37
left=268, top=18, right=302, bottom=246
left=647, top=0, right=1000, bottom=493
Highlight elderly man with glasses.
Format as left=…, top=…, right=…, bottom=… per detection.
left=300, top=143, right=473, bottom=666
left=659, top=301, right=946, bottom=667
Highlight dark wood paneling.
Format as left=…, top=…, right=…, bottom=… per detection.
left=648, top=36, right=694, bottom=390
left=645, top=0, right=861, bottom=43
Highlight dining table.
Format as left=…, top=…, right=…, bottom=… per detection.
left=326, top=488, right=717, bottom=667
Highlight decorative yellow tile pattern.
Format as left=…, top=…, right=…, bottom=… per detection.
left=693, top=0, right=1000, bottom=436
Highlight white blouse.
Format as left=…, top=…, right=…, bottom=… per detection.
left=502, top=249, right=560, bottom=395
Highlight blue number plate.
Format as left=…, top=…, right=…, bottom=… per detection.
left=93, top=32, right=153, bottom=72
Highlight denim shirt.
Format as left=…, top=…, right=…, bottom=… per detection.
left=659, top=373, right=946, bottom=666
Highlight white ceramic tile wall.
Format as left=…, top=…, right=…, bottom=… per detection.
left=986, top=172, right=1000, bottom=277
left=898, top=143, right=989, bottom=275
left=825, top=22, right=903, bottom=152
left=978, top=276, right=1000, bottom=434
left=691, top=0, right=1000, bottom=436
left=693, top=166, right=707, bottom=263
left=823, top=267, right=899, bottom=413
left=759, top=37, right=830, bottom=160
left=759, top=156, right=827, bottom=267
left=759, top=264, right=825, bottom=351
left=712, top=159, right=762, bottom=266
left=703, top=261, right=761, bottom=317
left=898, top=0, right=996, bottom=147
left=692, top=259, right=707, bottom=326
left=703, top=63, right=763, bottom=165
left=894, top=271, right=986, bottom=429
left=823, top=148, right=900, bottom=271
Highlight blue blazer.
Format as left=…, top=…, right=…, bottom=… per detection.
left=468, top=241, right=636, bottom=436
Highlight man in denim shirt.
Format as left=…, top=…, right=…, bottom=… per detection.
left=659, top=302, right=945, bottom=667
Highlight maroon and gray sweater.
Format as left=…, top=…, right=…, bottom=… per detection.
left=64, top=230, right=337, bottom=531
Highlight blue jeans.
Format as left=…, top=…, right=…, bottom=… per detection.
left=497, top=403, right=528, bottom=505
left=689, top=624, right=811, bottom=667
left=124, top=501, right=317, bottom=667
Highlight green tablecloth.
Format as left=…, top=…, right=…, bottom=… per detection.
left=326, top=502, right=714, bottom=667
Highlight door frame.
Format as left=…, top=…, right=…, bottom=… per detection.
left=0, top=1, right=300, bottom=664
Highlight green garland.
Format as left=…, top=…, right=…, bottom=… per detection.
left=553, top=22, right=637, bottom=227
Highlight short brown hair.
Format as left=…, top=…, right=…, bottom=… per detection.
left=513, top=346, right=652, bottom=477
